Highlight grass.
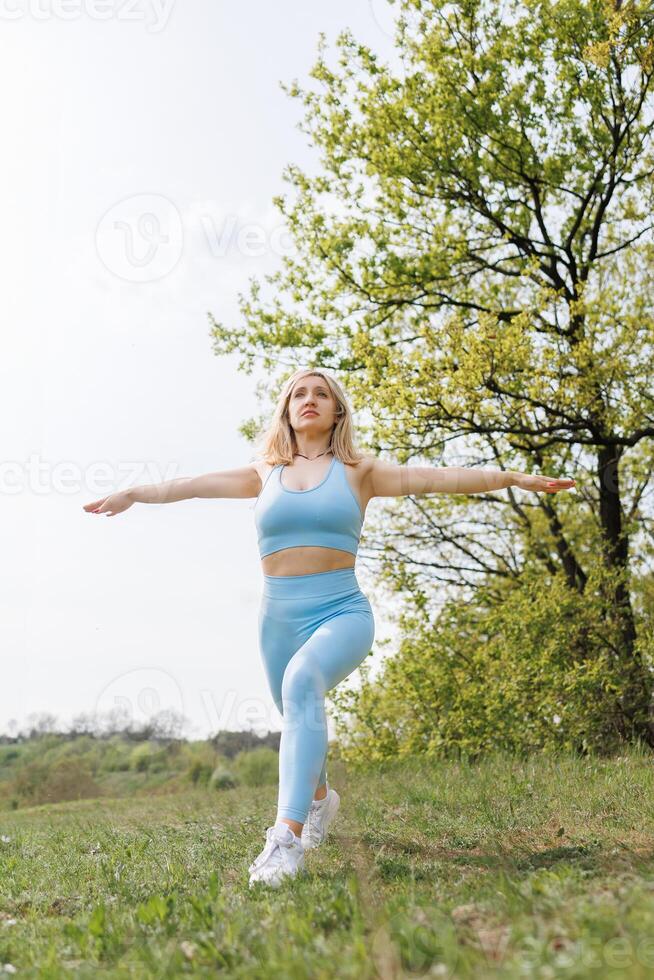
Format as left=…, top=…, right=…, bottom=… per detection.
left=1, top=744, right=654, bottom=977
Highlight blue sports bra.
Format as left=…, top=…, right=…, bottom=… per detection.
left=254, top=455, right=364, bottom=559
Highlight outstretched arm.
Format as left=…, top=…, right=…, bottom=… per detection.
left=127, top=465, right=261, bottom=503
left=83, top=465, right=262, bottom=516
left=367, top=459, right=575, bottom=498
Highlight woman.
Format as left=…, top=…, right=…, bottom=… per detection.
left=83, top=367, right=575, bottom=888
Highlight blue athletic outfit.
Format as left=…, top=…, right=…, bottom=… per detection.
left=254, top=454, right=375, bottom=823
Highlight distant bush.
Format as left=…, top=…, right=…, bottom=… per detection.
left=0, top=748, right=20, bottom=766
left=94, top=737, right=132, bottom=774
left=188, top=760, right=213, bottom=787
left=232, top=747, right=278, bottom=787
left=103, top=753, right=131, bottom=773
left=42, top=759, right=100, bottom=804
left=11, top=759, right=100, bottom=806
left=211, top=730, right=280, bottom=758
left=180, top=741, right=220, bottom=785
left=9, top=761, right=47, bottom=804
left=129, top=742, right=155, bottom=772
left=209, top=766, right=238, bottom=790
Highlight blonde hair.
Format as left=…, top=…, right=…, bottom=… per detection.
left=252, top=368, right=368, bottom=467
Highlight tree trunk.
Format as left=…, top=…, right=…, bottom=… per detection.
left=597, top=444, right=654, bottom=745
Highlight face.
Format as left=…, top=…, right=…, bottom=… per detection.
left=287, top=375, right=338, bottom=434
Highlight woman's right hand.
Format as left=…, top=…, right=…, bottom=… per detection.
left=82, top=491, right=135, bottom=517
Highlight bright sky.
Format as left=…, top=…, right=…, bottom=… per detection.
left=1, top=0, right=402, bottom=741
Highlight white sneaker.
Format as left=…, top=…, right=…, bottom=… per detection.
left=301, top=785, right=341, bottom=850
left=248, top=822, right=306, bottom=888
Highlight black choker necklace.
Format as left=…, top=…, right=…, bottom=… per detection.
left=293, top=447, right=332, bottom=461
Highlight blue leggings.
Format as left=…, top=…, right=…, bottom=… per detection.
left=258, top=566, right=375, bottom=824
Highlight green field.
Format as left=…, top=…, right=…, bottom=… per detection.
left=1, top=746, right=654, bottom=978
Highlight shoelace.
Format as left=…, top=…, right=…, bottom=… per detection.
left=249, top=826, right=299, bottom=875
left=303, top=800, right=326, bottom=845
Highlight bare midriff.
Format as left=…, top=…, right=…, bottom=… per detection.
left=261, top=546, right=356, bottom=577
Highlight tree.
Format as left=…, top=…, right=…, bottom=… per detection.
left=209, top=0, right=654, bottom=743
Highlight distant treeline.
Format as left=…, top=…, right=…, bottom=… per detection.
left=0, top=723, right=293, bottom=812
left=0, top=726, right=281, bottom=756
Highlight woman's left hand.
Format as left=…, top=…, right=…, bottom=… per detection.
left=512, top=473, right=576, bottom=493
